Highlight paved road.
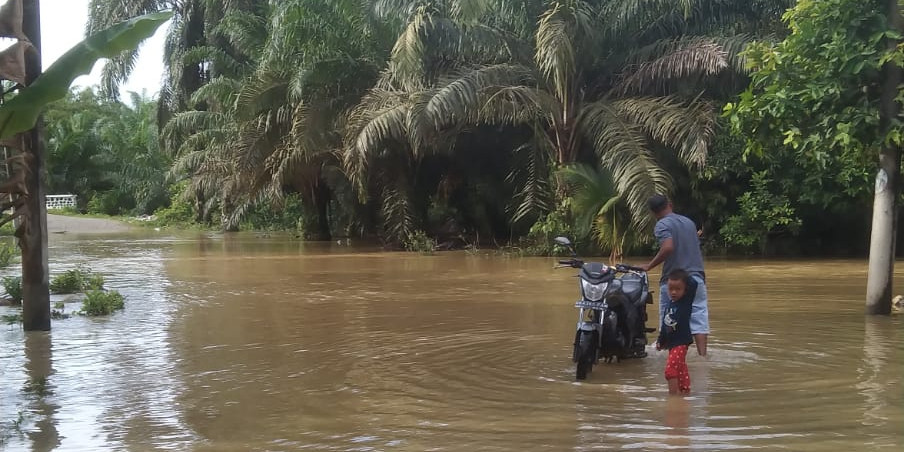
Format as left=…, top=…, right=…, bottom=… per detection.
left=46, top=214, right=133, bottom=234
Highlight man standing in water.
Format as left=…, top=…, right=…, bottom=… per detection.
left=639, top=194, right=709, bottom=357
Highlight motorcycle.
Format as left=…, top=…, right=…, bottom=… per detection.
left=553, top=237, right=655, bottom=380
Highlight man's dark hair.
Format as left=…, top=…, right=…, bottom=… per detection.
left=647, top=194, right=669, bottom=213
left=667, top=269, right=689, bottom=282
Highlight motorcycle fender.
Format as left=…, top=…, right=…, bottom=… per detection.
left=577, top=322, right=596, bottom=332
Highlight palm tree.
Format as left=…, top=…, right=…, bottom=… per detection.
left=344, top=0, right=796, bottom=244
left=87, top=0, right=265, bottom=115
left=164, top=0, right=387, bottom=237
left=345, top=0, right=739, bottom=238
left=343, top=1, right=537, bottom=243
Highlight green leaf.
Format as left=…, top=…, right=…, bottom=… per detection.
left=0, top=11, right=173, bottom=139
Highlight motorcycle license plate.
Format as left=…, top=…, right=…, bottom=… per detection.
left=575, top=300, right=607, bottom=310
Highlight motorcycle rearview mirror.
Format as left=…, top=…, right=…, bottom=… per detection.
left=553, top=236, right=577, bottom=257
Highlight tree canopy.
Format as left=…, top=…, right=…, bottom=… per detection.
left=65, top=0, right=904, bottom=257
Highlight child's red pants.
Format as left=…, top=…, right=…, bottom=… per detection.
left=665, top=344, right=690, bottom=393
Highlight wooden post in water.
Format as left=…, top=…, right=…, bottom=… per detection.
left=866, top=0, right=904, bottom=316
left=20, top=0, right=50, bottom=331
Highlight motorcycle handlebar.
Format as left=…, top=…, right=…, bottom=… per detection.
left=556, top=259, right=584, bottom=268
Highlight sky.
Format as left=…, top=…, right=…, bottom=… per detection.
left=39, top=0, right=167, bottom=98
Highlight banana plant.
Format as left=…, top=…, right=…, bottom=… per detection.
left=0, top=11, right=173, bottom=139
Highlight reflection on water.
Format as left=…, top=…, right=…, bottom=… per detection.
left=1, top=232, right=902, bottom=451
left=24, top=332, right=59, bottom=452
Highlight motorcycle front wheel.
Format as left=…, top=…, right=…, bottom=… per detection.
left=575, top=330, right=598, bottom=380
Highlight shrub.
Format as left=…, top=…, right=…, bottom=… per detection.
left=3, top=276, right=22, bottom=304
left=80, top=290, right=125, bottom=316
left=403, top=230, right=436, bottom=254
left=87, top=191, right=135, bottom=216
left=150, top=182, right=196, bottom=226
left=153, top=197, right=195, bottom=226
left=240, top=194, right=305, bottom=231
left=518, top=202, right=576, bottom=256
left=719, top=171, right=802, bottom=254
left=0, top=240, right=17, bottom=268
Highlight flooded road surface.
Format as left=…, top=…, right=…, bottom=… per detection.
left=1, top=233, right=902, bottom=451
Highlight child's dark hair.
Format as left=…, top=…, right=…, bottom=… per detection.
left=667, top=269, right=689, bottom=282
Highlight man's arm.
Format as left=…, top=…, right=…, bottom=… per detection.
left=639, top=238, right=673, bottom=272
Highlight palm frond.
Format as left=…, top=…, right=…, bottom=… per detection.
left=506, top=136, right=554, bottom=226
left=615, top=37, right=729, bottom=94
left=189, top=76, right=242, bottom=110
left=388, top=5, right=433, bottom=91
left=451, top=0, right=492, bottom=23
left=612, top=96, right=715, bottom=169
left=182, top=46, right=245, bottom=79
left=235, top=71, right=290, bottom=119
left=343, top=89, right=412, bottom=192
left=479, top=85, right=559, bottom=127
left=559, top=163, right=617, bottom=239
left=426, top=63, right=535, bottom=129
left=380, top=175, right=416, bottom=244
left=535, top=2, right=575, bottom=102
left=580, top=101, right=671, bottom=230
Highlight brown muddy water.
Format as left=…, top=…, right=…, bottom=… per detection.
left=1, top=232, right=902, bottom=451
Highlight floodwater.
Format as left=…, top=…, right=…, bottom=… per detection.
left=1, top=232, right=902, bottom=451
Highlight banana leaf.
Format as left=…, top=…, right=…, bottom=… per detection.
left=0, top=11, right=173, bottom=139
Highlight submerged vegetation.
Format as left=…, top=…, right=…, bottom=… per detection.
left=2, top=276, right=22, bottom=305
left=80, top=291, right=125, bottom=316
left=47, top=0, right=903, bottom=257
left=49, top=267, right=105, bottom=294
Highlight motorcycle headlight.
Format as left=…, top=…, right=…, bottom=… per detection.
left=581, top=280, right=608, bottom=301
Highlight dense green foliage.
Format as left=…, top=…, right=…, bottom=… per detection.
left=45, top=90, right=170, bottom=215
left=65, top=0, right=903, bottom=256
left=724, top=0, right=904, bottom=255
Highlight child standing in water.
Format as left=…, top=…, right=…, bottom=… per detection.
left=656, top=270, right=697, bottom=395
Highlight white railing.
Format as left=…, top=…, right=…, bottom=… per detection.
left=46, top=194, right=77, bottom=210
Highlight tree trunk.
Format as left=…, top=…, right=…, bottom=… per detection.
left=866, top=0, right=903, bottom=316
left=21, top=0, right=50, bottom=331
left=314, top=182, right=332, bottom=241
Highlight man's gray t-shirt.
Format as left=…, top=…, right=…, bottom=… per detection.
left=654, top=213, right=704, bottom=284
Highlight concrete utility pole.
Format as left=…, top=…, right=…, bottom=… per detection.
left=20, top=0, right=50, bottom=331
left=866, top=0, right=904, bottom=315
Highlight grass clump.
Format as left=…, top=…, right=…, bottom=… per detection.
left=50, top=266, right=105, bottom=294
left=3, top=276, right=22, bottom=305
left=79, top=290, right=124, bottom=316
